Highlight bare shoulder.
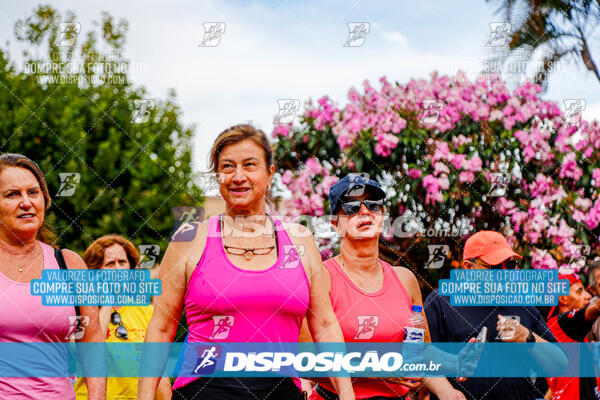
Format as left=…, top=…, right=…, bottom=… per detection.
left=391, top=265, right=420, bottom=294
left=166, top=219, right=211, bottom=276
left=281, top=222, right=315, bottom=245
left=281, top=221, right=320, bottom=283
left=60, top=248, right=87, bottom=269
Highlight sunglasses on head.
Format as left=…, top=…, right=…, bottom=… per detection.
left=340, top=199, right=384, bottom=215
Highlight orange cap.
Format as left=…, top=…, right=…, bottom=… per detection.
left=463, top=230, right=522, bottom=264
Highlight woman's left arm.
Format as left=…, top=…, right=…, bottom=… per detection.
left=395, top=268, right=465, bottom=400
left=63, top=249, right=107, bottom=400
left=297, top=226, right=355, bottom=400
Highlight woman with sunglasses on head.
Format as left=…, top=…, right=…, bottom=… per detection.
left=138, top=124, right=354, bottom=400
left=0, top=153, right=105, bottom=399
left=73, top=235, right=172, bottom=400
left=302, top=174, right=466, bottom=400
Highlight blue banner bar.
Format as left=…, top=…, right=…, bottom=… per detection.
left=0, top=342, right=597, bottom=378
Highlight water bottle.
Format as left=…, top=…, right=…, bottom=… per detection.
left=403, top=305, right=426, bottom=363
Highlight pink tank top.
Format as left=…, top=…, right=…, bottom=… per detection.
left=173, top=215, right=310, bottom=389
left=316, top=257, right=413, bottom=399
left=0, top=241, right=76, bottom=399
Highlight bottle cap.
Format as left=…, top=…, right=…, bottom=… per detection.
left=411, top=305, right=423, bottom=313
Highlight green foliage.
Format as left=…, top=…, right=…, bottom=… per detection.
left=1, top=6, right=203, bottom=255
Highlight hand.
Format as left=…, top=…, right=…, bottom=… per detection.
left=497, top=314, right=528, bottom=342
left=381, top=376, right=423, bottom=389
left=438, top=388, right=467, bottom=400
left=457, top=337, right=481, bottom=382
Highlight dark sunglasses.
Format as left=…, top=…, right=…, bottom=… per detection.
left=340, top=199, right=384, bottom=215
left=110, top=311, right=128, bottom=340
left=468, top=258, right=518, bottom=270
left=494, top=259, right=518, bottom=270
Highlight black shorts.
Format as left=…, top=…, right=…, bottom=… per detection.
left=172, top=377, right=303, bottom=400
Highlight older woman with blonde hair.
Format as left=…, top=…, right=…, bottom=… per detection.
left=138, top=124, right=355, bottom=400
left=0, top=153, right=105, bottom=399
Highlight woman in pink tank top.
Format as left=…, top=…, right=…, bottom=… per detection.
left=302, top=174, right=466, bottom=400
left=138, top=125, right=355, bottom=400
left=0, top=153, right=105, bottom=399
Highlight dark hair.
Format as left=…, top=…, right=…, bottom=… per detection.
left=0, top=153, right=55, bottom=245
left=83, top=234, right=140, bottom=270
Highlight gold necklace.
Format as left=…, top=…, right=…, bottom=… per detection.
left=1, top=243, right=40, bottom=273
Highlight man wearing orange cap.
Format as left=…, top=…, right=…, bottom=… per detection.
left=425, top=231, right=559, bottom=400
left=546, top=272, right=600, bottom=399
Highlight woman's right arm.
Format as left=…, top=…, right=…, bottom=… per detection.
left=137, top=222, right=206, bottom=400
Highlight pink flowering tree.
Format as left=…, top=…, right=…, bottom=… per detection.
left=272, top=72, right=600, bottom=284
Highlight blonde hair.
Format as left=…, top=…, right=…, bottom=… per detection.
left=0, top=153, right=55, bottom=245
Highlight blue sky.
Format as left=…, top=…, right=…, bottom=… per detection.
left=1, top=0, right=599, bottom=173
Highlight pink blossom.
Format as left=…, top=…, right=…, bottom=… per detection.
left=309, top=194, right=324, bottom=216
left=374, top=133, right=399, bottom=157
left=547, top=219, right=574, bottom=246
left=558, top=152, right=583, bottom=181
left=431, top=141, right=451, bottom=163
left=585, top=201, right=600, bottom=230
left=433, top=162, right=450, bottom=176
left=305, top=158, right=323, bottom=175
left=281, top=170, right=294, bottom=185
left=459, top=171, right=475, bottom=183
left=451, top=154, right=467, bottom=170
left=467, top=156, right=482, bottom=172
left=422, top=174, right=443, bottom=205
left=593, top=168, right=600, bottom=188
left=531, top=249, right=558, bottom=269
left=272, top=124, right=291, bottom=138
left=489, top=109, right=503, bottom=121
left=496, top=197, right=516, bottom=215
left=574, top=197, right=592, bottom=210
left=348, top=87, right=361, bottom=102
left=408, top=169, right=422, bottom=179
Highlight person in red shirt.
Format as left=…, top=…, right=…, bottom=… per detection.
left=546, top=273, right=600, bottom=399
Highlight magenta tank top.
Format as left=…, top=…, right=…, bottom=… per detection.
left=0, top=241, right=77, bottom=399
left=315, top=257, right=413, bottom=399
left=173, top=215, right=310, bottom=389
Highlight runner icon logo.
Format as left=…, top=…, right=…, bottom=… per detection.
left=486, top=22, right=511, bottom=47
left=281, top=244, right=304, bottom=269
left=344, top=23, right=370, bottom=47
left=58, top=22, right=80, bottom=47
left=193, top=345, right=221, bottom=375
left=137, top=245, right=160, bottom=268
left=425, top=245, right=448, bottom=269
left=56, top=173, right=80, bottom=197
left=354, top=315, right=379, bottom=340
left=274, top=99, right=300, bottom=124
left=199, top=23, right=226, bottom=47
left=65, top=315, right=89, bottom=340
left=210, top=315, right=234, bottom=340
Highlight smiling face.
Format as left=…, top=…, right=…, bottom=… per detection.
left=333, top=192, right=385, bottom=240
left=102, top=244, right=131, bottom=270
left=217, top=139, right=274, bottom=215
left=0, top=167, right=46, bottom=243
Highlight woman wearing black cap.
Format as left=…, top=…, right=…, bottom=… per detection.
left=301, top=174, right=465, bottom=400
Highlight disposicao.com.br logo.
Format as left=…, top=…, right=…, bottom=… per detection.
left=222, top=351, right=441, bottom=374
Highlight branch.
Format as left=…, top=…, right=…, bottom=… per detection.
left=577, top=26, right=600, bottom=82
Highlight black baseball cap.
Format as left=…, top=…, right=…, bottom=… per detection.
left=328, top=174, right=385, bottom=215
